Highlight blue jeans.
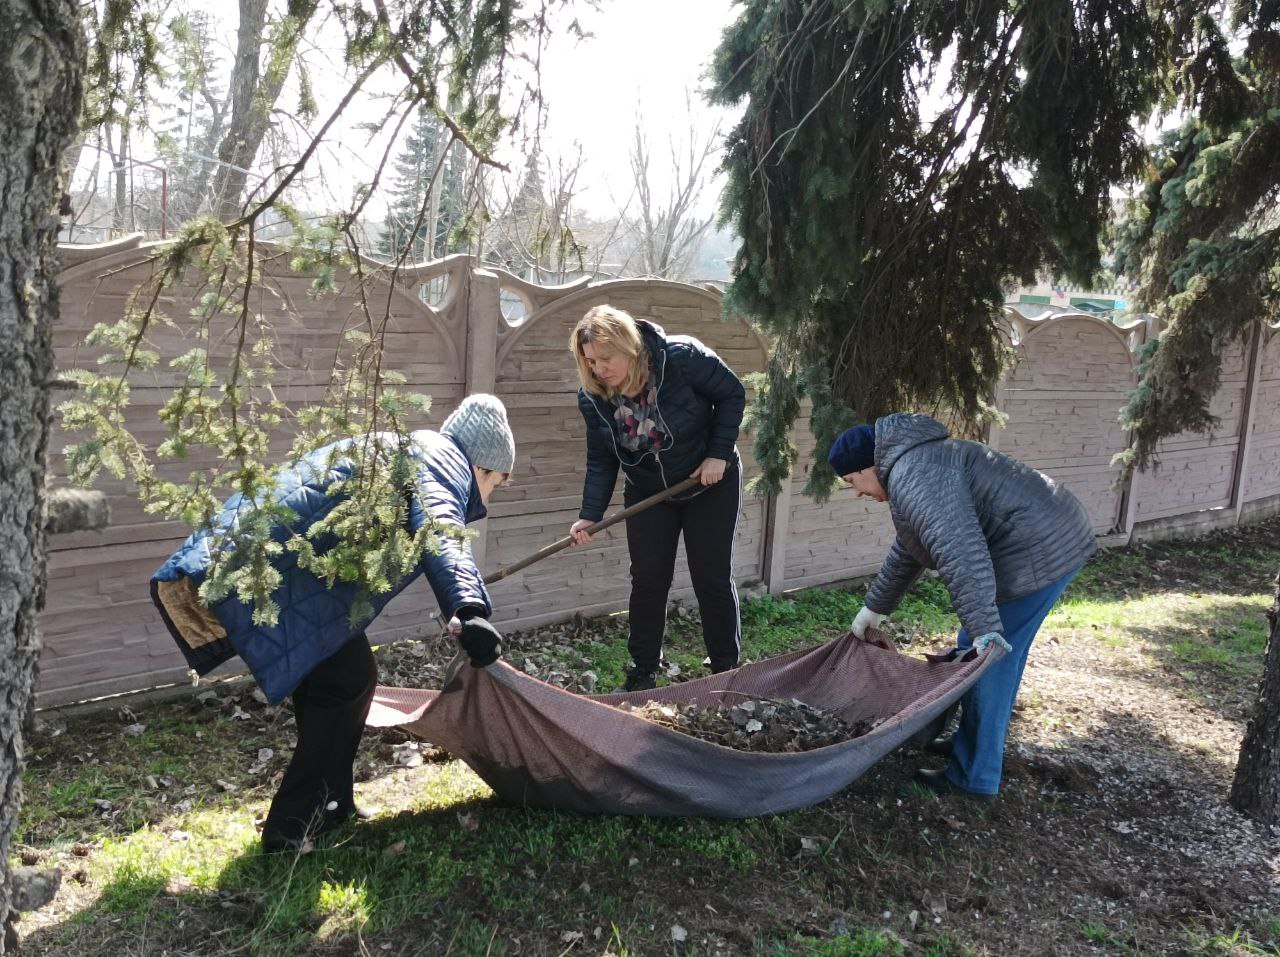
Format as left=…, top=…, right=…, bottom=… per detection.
left=947, top=572, right=1077, bottom=795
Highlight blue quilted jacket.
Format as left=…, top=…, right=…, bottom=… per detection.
left=863, top=413, right=1096, bottom=637
left=577, top=319, right=746, bottom=520
left=150, top=430, right=491, bottom=703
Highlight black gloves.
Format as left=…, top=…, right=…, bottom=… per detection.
left=457, top=616, right=502, bottom=668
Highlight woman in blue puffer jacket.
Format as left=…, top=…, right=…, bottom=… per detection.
left=151, top=394, right=516, bottom=851
left=566, top=305, right=747, bottom=692
left=830, top=412, right=1097, bottom=799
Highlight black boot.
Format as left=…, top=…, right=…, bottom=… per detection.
left=924, top=735, right=954, bottom=757
left=621, top=666, right=658, bottom=692
left=913, top=768, right=995, bottom=802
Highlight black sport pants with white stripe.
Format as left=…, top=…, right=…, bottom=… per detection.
left=623, top=468, right=742, bottom=674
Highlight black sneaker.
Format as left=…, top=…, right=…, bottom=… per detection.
left=621, top=667, right=658, bottom=692
left=912, top=768, right=995, bottom=802
left=924, top=735, right=955, bottom=757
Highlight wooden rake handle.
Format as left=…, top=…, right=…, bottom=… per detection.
left=483, top=476, right=702, bottom=585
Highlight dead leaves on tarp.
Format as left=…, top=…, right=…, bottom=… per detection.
left=616, top=698, right=877, bottom=752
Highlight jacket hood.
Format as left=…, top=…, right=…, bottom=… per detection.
left=874, top=413, right=950, bottom=482
left=410, top=430, right=488, bottom=524
left=636, top=318, right=668, bottom=354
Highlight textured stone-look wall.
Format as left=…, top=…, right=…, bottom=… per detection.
left=1243, top=329, right=1280, bottom=504
left=1130, top=341, right=1250, bottom=521
left=38, top=244, right=1277, bottom=707
left=44, top=240, right=471, bottom=705
left=487, top=278, right=770, bottom=630
left=779, top=404, right=896, bottom=591
left=995, top=315, right=1138, bottom=533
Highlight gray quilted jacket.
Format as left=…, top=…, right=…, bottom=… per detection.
left=863, top=413, right=1096, bottom=637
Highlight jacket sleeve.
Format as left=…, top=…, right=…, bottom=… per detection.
left=863, top=536, right=925, bottom=615
left=892, top=462, right=1003, bottom=638
left=680, top=340, right=746, bottom=460
left=411, top=476, right=492, bottom=619
left=578, top=391, right=621, bottom=522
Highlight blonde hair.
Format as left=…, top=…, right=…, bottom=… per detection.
left=569, top=305, right=650, bottom=399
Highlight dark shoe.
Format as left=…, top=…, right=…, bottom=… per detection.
left=261, top=828, right=315, bottom=854
left=262, top=801, right=371, bottom=853
left=925, top=735, right=954, bottom=757
left=621, top=667, right=658, bottom=693
left=913, top=767, right=995, bottom=803
left=907, top=702, right=960, bottom=749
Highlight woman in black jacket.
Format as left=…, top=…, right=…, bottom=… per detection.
left=567, top=304, right=747, bottom=691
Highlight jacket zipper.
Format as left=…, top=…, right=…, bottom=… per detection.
left=590, top=341, right=673, bottom=489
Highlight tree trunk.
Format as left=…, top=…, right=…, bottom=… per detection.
left=1230, top=567, right=1280, bottom=822
left=209, top=0, right=268, bottom=220
left=105, top=122, right=129, bottom=234
left=0, top=1, right=85, bottom=952
left=209, top=0, right=316, bottom=222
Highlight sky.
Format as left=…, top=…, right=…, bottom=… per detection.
left=69, top=0, right=743, bottom=232
left=532, top=0, right=742, bottom=218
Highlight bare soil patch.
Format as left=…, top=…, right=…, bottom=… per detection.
left=14, top=517, right=1280, bottom=955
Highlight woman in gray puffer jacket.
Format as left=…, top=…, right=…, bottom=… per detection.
left=829, top=412, right=1096, bottom=798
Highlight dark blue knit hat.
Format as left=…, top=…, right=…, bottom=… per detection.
left=828, top=424, right=876, bottom=477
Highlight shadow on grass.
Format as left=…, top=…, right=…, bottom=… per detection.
left=19, top=704, right=1277, bottom=957
left=18, top=794, right=517, bottom=957
left=1045, top=583, right=1274, bottom=723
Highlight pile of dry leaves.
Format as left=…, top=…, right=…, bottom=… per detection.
left=616, top=697, right=875, bottom=752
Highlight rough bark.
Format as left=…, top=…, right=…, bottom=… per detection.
left=0, top=0, right=85, bottom=950
left=1230, top=568, right=1280, bottom=823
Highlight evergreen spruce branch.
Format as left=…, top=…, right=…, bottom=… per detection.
left=1116, top=226, right=1280, bottom=475
left=371, top=0, right=511, bottom=173
left=225, top=227, right=257, bottom=467
left=715, top=0, right=1167, bottom=487
left=62, top=1, right=571, bottom=626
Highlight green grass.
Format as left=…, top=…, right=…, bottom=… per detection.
left=1078, top=919, right=1112, bottom=945
left=15, top=521, right=1279, bottom=955
left=1182, top=929, right=1280, bottom=956
left=1049, top=578, right=1271, bottom=681
left=769, top=930, right=906, bottom=956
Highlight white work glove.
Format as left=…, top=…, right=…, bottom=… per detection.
left=851, top=606, right=886, bottom=639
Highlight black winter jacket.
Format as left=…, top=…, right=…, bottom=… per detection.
left=577, top=320, right=746, bottom=521
left=863, top=413, right=1097, bottom=638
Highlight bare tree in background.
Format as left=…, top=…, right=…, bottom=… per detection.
left=483, top=147, right=587, bottom=282
left=209, top=0, right=318, bottom=221
left=158, top=11, right=233, bottom=223
left=621, top=102, right=719, bottom=280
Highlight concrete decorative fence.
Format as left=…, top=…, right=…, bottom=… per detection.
left=38, top=239, right=1280, bottom=707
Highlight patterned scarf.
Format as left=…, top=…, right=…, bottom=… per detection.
left=611, top=373, right=666, bottom=453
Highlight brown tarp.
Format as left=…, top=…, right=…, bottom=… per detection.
left=367, top=631, right=999, bottom=817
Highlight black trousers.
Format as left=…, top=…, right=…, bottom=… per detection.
left=262, top=633, right=377, bottom=843
left=624, top=470, right=742, bottom=673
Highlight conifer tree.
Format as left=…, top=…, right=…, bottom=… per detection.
left=1110, top=1, right=1280, bottom=822
left=715, top=0, right=1280, bottom=822
left=711, top=0, right=1166, bottom=495
left=380, top=106, right=470, bottom=262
